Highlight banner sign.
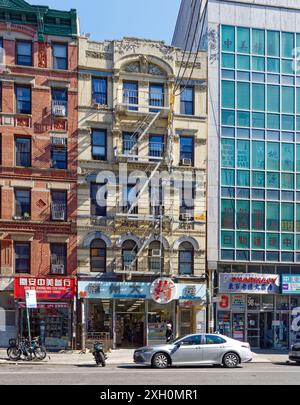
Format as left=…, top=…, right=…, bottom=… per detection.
left=219, top=273, right=280, bottom=294
left=78, top=281, right=206, bottom=302
left=282, top=275, right=300, bottom=294
left=14, top=277, right=76, bottom=300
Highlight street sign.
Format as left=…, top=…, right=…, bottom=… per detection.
left=25, top=290, right=37, bottom=309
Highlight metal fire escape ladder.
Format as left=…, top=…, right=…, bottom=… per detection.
left=128, top=111, right=162, bottom=156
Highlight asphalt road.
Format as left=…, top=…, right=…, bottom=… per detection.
left=0, top=362, right=300, bottom=385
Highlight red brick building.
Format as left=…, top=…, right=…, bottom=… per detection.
left=0, top=0, right=78, bottom=350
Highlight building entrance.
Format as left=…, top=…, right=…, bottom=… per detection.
left=115, top=299, right=146, bottom=348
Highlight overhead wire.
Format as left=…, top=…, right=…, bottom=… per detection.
left=174, top=0, right=204, bottom=94
left=174, top=0, right=199, bottom=91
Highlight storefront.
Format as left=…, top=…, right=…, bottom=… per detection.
left=78, top=278, right=207, bottom=349
left=0, top=278, right=16, bottom=347
left=216, top=273, right=282, bottom=348
left=14, top=276, right=76, bottom=350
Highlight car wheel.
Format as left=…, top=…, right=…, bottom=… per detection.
left=223, top=352, right=240, bottom=369
left=152, top=353, right=170, bottom=369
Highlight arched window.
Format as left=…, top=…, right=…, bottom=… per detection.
left=178, top=242, right=194, bottom=275
left=122, top=240, right=137, bottom=271
left=90, top=239, right=106, bottom=272
left=148, top=241, right=164, bottom=273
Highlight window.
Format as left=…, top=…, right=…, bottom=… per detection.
left=178, top=335, right=202, bottom=345
left=90, top=239, right=106, bottom=272
left=123, top=183, right=138, bottom=214
left=51, top=190, right=67, bottom=221
left=0, top=38, right=3, bottom=66
left=52, top=88, right=68, bottom=117
left=149, top=181, right=164, bottom=216
left=50, top=243, right=67, bottom=275
left=51, top=137, right=67, bottom=170
left=149, top=83, right=164, bottom=112
left=178, top=242, right=194, bottom=275
left=91, top=183, right=107, bottom=217
left=15, top=86, right=31, bottom=114
left=0, top=82, right=2, bottom=112
left=180, top=182, right=195, bottom=220
left=52, top=43, right=68, bottom=70
left=123, top=132, right=137, bottom=155
left=16, top=41, right=32, bottom=66
left=122, top=240, right=137, bottom=271
left=180, top=86, right=194, bottom=115
left=149, top=135, right=164, bottom=158
left=92, top=77, right=107, bottom=105
left=14, top=242, right=30, bottom=274
left=14, top=189, right=30, bottom=219
left=123, top=81, right=138, bottom=111
left=15, top=137, right=31, bottom=167
left=205, top=335, right=226, bottom=345
left=180, top=136, right=194, bottom=165
left=148, top=241, right=163, bottom=272
left=92, top=129, right=107, bottom=161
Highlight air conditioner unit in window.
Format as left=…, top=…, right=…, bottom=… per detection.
left=152, top=250, right=162, bottom=257
left=181, top=158, right=192, bottom=166
left=51, top=264, right=65, bottom=275
left=53, top=104, right=66, bottom=117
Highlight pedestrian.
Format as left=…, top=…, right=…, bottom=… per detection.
left=165, top=321, right=173, bottom=343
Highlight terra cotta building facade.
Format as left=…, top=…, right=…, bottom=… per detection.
left=77, top=36, right=208, bottom=349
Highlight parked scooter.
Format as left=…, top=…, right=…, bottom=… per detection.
left=92, top=342, right=107, bottom=367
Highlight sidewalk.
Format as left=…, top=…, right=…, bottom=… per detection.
left=0, top=348, right=290, bottom=366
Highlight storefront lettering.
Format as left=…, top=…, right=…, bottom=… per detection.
left=109, top=284, right=121, bottom=294
left=129, top=284, right=142, bottom=295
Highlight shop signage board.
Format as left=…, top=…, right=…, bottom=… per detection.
left=78, top=281, right=207, bottom=302
left=217, top=295, right=230, bottom=310
left=25, top=290, right=37, bottom=309
left=219, top=273, right=280, bottom=294
left=14, top=277, right=76, bottom=300
left=231, top=294, right=245, bottom=310
left=282, top=275, right=300, bottom=294
left=150, top=278, right=177, bottom=304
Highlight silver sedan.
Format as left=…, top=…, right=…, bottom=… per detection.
left=134, top=334, right=252, bottom=369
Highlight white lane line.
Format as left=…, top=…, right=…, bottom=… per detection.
left=1, top=370, right=300, bottom=375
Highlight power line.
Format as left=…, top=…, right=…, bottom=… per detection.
left=174, top=0, right=199, bottom=91
left=175, top=3, right=207, bottom=97
left=174, top=0, right=203, bottom=93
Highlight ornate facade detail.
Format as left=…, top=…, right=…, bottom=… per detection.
left=38, top=42, right=47, bottom=68
left=124, top=62, right=140, bottom=73
left=86, top=51, right=113, bottom=60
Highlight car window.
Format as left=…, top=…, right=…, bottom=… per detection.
left=205, top=335, right=227, bottom=345
left=179, top=335, right=202, bottom=345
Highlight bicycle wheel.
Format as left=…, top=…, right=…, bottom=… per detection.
left=34, top=347, right=47, bottom=361
left=8, top=347, right=21, bottom=361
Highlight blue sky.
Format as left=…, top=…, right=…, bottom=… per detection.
left=29, top=0, right=181, bottom=44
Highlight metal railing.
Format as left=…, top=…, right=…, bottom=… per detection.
left=118, top=88, right=168, bottom=111
left=51, top=203, right=67, bottom=221
left=52, top=100, right=67, bottom=117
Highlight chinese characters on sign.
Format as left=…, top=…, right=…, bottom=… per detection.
left=219, top=273, right=280, bottom=294
left=78, top=281, right=207, bottom=302
left=14, top=277, right=76, bottom=300
left=282, top=274, right=300, bottom=294
left=150, top=278, right=177, bottom=304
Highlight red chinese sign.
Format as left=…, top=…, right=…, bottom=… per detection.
left=150, top=278, right=177, bottom=304
left=14, top=277, right=76, bottom=300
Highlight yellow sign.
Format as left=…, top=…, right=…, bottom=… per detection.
left=194, top=212, right=206, bottom=222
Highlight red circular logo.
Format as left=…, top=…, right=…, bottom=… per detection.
left=150, top=278, right=177, bottom=304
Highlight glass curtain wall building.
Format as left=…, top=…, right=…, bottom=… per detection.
left=173, top=0, right=300, bottom=349
left=220, top=26, right=300, bottom=264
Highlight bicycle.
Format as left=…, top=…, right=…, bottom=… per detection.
left=7, top=336, right=47, bottom=361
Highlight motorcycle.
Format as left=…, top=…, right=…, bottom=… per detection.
left=92, top=342, right=107, bottom=367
